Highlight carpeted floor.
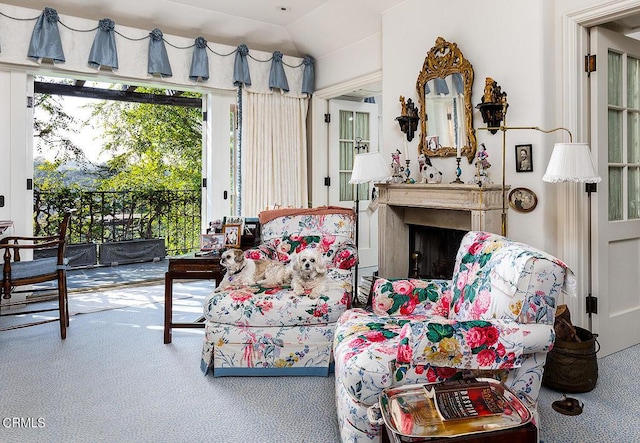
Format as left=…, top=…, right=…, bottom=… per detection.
left=1, top=274, right=639, bottom=442
left=0, top=283, right=340, bottom=443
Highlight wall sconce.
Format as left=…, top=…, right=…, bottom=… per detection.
left=476, top=77, right=508, bottom=134
left=396, top=96, right=420, bottom=142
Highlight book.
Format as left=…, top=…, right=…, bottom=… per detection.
left=424, top=379, right=506, bottom=421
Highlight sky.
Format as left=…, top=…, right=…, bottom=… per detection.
left=34, top=87, right=109, bottom=164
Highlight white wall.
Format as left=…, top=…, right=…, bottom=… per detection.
left=313, top=0, right=613, bottom=256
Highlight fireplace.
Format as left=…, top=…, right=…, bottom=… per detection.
left=409, top=225, right=466, bottom=279
left=376, top=183, right=507, bottom=278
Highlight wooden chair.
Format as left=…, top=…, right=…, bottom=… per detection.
left=1, top=210, right=73, bottom=339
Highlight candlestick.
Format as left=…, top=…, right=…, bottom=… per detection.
left=404, top=159, right=412, bottom=183
left=450, top=157, right=463, bottom=184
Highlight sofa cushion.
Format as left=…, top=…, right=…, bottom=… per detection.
left=370, top=277, right=451, bottom=317
left=204, top=272, right=351, bottom=327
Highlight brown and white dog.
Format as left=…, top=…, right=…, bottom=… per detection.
left=290, top=248, right=328, bottom=299
left=215, top=248, right=291, bottom=292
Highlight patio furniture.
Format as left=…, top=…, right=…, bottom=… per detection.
left=1, top=210, right=73, bottom=339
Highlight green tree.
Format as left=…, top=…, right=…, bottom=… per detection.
left=33, top=77, right=90, bottom=166
left=90, top=88, right=202, bottom=191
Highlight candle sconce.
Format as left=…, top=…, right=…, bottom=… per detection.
left=476, top=77, right=508, bottom=133
left=396, top=96, right=420, bottom=142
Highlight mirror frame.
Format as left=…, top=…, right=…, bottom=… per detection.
left=416, top=37, right=476, bottom=163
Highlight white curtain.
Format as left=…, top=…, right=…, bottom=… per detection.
left=241, top=90, right=309, bottom=216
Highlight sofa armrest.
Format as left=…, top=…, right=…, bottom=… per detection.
left=331, top=242, right=358, bottom=270
left=370, top=277, right=452, bottom=317
left=395, top=318, right=537, bottom=372
left=244, top=244, right=278, bottom=261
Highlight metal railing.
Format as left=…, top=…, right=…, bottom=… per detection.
left=33, top=189, right=202, bottom=256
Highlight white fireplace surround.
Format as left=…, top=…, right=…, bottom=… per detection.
left=376, top=183, right=508, bottom=278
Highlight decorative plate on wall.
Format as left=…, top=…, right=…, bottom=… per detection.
left=508, top=187, right=538, bottom=213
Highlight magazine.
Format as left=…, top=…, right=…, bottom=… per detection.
left=423, top=379, right=506, bottom=421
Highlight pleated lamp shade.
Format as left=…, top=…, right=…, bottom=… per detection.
left=542, top=143, right=602, bottom=183
left=349, top=152, right=391, bottom=184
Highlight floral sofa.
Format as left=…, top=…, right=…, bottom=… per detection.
left=201, top=206, right=357, bottom=376
left=333, top=230, right=576, bottom=442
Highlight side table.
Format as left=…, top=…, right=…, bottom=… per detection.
left=164, top=256, right=224, bottom=344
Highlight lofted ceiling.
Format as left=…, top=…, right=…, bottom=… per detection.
left=1, top=0, right=404, bottom=59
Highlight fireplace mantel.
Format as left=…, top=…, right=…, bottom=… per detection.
left=376, top=183, right=508, bottom=278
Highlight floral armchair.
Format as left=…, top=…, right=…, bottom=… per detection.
left=333, top=231, right=576, bottom=443
left=201, top=206, right=357, bottom=376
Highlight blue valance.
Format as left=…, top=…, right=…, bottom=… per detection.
left=269, top=51, right=289, bottom=92
left=6, top=7, right=315, bottom=94
left=233, top=44, right=251, bottom=87
left=148, top=28, right=172, bottom=78
left=189, top=36, right=209, bottom=81
left=88, top=18, right=118, bottom=69
left=301, top=56, right=315, bottom=95
left=27, top=7, right=65, bottom=63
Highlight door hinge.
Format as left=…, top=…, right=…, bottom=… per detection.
left=202, top=178, right=207, bottom=188
left=324, top=176, right=331, bottom=186
left=324, top=113, right=331, bottom=123
left=27, top=96, right=33, bottom=108
left=585, top=54, right=596, bottom=76
left=202, top=111, right=207, bottom=121
left=586, top=294, right=598, bottom=315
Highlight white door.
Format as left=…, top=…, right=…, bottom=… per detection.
left=590, top=26, right=640, bottom=356
left=203, top=91, right=238, bottom=227
left=328, top=99, right=379, bottom=269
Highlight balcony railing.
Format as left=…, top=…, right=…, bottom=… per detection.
left=34, top=189, right=201, bottom=256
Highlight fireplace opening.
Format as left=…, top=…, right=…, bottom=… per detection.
left=408, top=226, right=467, bottom=279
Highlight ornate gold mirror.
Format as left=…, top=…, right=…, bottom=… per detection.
left=416, top=37, right=476, bottom=163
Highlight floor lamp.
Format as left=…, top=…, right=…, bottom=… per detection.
left=349, top=151, right=391, bottom=303
left=542, top=142, right=601, bottom=331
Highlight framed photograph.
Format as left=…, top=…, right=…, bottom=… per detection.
left=200, top=233, right=224, bottom=251
left=426, top=135, right=440, bottom=153
left=223, top=216, right=244, bottom=231
left=515, top=144, right=533, bottom=172
left=243, top=217, right=260, bottom=236
left=222, top=224, right=242, bottom=248
left=508, top=187, right=538, bottom=213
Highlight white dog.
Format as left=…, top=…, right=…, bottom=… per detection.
left=215, top=248, right=291, bottom=292
left=290, top=248, right=328, bottom=299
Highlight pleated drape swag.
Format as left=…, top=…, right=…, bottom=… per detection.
left=147, top=28, right=172, bottom=77
left=233, top=44, right=251, bottom=87
left=301, top=56, right=315, bottom=95
left=269, top=51, right=289, bottom=92
left=27, top=7, right=65, bottom=63
left=241, top=90, right=309, bottom=216
left=88, top=18, right=118, bottom=69
left=189, top=36, right=209, bottom=81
